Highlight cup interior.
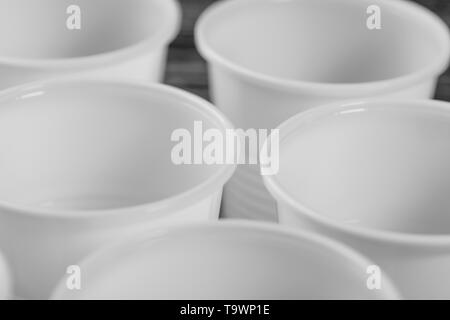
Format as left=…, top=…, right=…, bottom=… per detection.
left=0, top=81, right=226, bottom=212
left=52, top=223, right=395, bottom=299
left=199, top=0, right=448, bottom=83
left=0, top=0, right=177, bottom=60
left=276, top=101, right=450, bottom=235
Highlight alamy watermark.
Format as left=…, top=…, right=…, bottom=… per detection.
left=62, top=263, right=383, bottom=293
left=366, top=5, right=381, bottom=30
left=366, top=265, right=382, bottom=290
left=66, top=5, right=81, bottom=30
left=170, top=121, right=280, bottom=176
left=66, top=265, right=81, bottom=290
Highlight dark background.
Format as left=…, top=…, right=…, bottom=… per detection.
left=164, top=0, right=450, bottom=101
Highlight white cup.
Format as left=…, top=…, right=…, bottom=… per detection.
left=0, top=79, right=235, bottom=299
left=0, top=251, right=11, bottom=300
left=51, top=221, right=401, bottom=300
left=0, top=0, right=181, bottom=88
left=264, top=99, right=450, bottom=299
left=196, top=0, right=450, bottom=222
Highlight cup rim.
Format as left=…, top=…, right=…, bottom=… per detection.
left=0, top=78, right=237, bottom=220
left=50, top=220, right=402, bottom=300
left=195, top=0, right=450, bottom=96
left=263, top=99, right=450, bottom=247
left=0, top=0, right=181, bottom=69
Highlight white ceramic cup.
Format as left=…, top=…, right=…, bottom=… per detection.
left=196, top=0, right=450, bottom=222
left=264, top=99, right=450, bottom=299
left=0, top=0, right=181, bottom=88
left=0, top=79, right=235, bottom=300
left=51, top=221, right=401, bottom=300
left=0, top=251, right=11, bottom=300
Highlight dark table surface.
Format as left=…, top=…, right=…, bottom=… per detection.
left=164, top=0, right=450, bottom=102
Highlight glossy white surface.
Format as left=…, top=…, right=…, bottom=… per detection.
left=0, top=79, right=235, bottom=299
left=0, top=251, right=10, bottom=300
left=264, top=100, right=450, bottom=299
left=52, top=222, right=401, bottom=300
left=0, top=0, right=181, bottom=87
left=196, top=0, right=450, bottom=221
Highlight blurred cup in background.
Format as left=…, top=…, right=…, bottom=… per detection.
left=0, top=0, right=181, bottom=88
left=52, top=221, right=401, bottom=300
